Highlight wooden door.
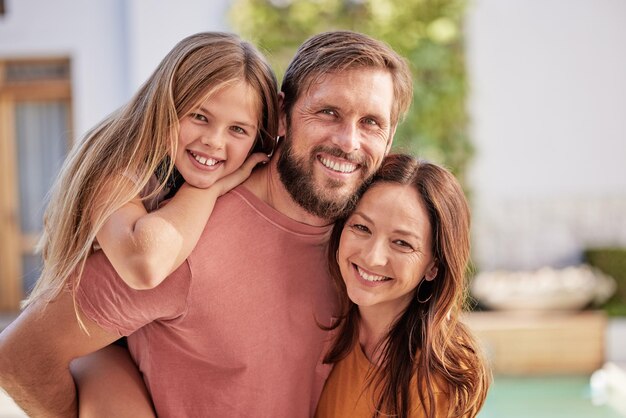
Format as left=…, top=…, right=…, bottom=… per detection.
left=0, top=58, right=72, bottom=310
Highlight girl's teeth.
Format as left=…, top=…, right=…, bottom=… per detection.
left=192, top=152, right=219, bottom=166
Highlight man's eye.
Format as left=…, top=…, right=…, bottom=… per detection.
left=321, top=109, right=337, bottom=116
left=362, top=117, right=378, bottom=126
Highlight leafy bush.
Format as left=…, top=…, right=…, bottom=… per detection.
left=584, top=247, right=626, bottom=316
left=230, top=0, right=472, bottom=185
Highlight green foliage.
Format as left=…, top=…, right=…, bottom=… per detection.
left=230, top=0, right=472, bottom=184
left=584, top=247, right=626, bottom=316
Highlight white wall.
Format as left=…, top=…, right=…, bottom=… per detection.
left=125, top=0, right=232, bottom=93
left=0, top=0, right=231, bottom=138
left=465, top=0, right=626, bottom=270
left=0, top=0, right=128, bottom=136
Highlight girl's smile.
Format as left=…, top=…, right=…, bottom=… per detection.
left=175, top=80, right=259, bottom=189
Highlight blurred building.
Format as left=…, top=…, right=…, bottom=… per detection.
left=1, top=0, right=625, bottom=310
left=466, top=0, right=626, bottom=270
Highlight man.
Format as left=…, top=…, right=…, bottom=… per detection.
left=0, top=31, right=412, bottom=417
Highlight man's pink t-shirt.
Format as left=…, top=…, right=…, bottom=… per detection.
left=76, top=186, right=338, bottom=417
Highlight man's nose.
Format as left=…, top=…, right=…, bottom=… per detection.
left=331, top=122, right=360, bottom=154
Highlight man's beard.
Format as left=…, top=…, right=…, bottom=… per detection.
left=277, top=133, right=372, bottom=221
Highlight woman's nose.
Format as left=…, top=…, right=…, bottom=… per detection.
left=362, top=239, right=387, bottom=267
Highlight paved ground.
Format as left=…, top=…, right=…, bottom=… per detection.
left=0, top=314, right=16, bottom=333
left=0, top=314, right=26, bottom=417
left=0, top=390, right=27, bottom=418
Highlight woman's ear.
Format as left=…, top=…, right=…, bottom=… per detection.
left=425, top=262, right=438, bottom=282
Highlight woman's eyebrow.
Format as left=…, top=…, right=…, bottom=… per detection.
left=350, top=211, right=372, bottom=223
left=391, top=229, right=422, bottom=241
left=354, top=210, right=423, bottom=241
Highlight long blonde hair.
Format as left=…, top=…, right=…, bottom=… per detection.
left=24, top=32, right=279, bottom=313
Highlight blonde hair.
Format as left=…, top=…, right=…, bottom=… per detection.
left=24, top=32, right=279, bottom=315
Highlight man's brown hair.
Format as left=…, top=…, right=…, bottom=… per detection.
left=281, top=30, right=413, bottom=127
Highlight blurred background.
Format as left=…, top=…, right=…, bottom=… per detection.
left=0, top=0, right=625, bottom=417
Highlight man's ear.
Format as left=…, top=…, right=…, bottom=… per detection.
left=278, top=92, right=287, bottom=137
left=385, top=125, right=397, bottom=155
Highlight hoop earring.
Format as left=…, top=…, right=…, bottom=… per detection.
left=266, top=136, right=282, bottom=158
left=416, top=279, right=433, bottom=304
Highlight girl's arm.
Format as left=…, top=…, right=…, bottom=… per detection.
left=96, top=153, right=268, bottom=289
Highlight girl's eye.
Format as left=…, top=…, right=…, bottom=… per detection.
left=191, top=113, right=207, bottom=122
left=230, top=126, right=247, bottom=135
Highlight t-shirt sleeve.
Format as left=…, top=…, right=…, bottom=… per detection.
left=75, top=250, right=191, bottom=337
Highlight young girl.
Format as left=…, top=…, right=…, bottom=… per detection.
left=24, top=32, right=279, bottom=310
left=316, top=154, right=491, bottom=418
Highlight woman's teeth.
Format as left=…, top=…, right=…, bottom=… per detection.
left=357, top=266, right=389, bottom=282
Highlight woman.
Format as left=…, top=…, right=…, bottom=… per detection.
left=316, top=154, right=491, bottom=418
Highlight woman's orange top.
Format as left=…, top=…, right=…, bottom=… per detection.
left=315, top=343, right=450, bottom=418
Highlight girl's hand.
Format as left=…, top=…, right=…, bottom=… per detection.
left=214, top=152, right=269, bottom=196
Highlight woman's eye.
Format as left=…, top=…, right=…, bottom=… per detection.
left=393, top=240, right=414, bottom=250
left=350, top=223, right=370, bottom=233
left=191, top=113, right=207, bottom=122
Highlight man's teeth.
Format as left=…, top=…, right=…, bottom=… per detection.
left=357, top=266, right=388, bottom=282
left=191, top=152, right=219, bottom=166
left=320, top=156, right=357, bottom=173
